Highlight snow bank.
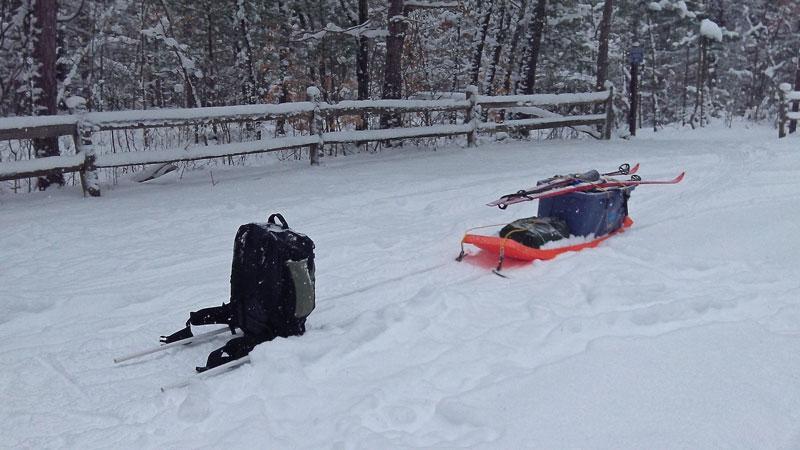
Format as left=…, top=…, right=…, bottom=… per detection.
left=2, top=123, right=800, bottom=449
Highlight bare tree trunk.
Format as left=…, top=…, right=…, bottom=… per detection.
left=681, top=45, right=690, bottom=126
left=357, top=0, right=370, bottom=101
left=469, top=0, right=495, bottom=87
left=690, top=37, right=706, bottom=128
left=595, top=0, right=613, bottom=91
left=594, top=0, right=613, bottom=133
left=138, top=2, right=150, bottom=110
left=646, top=12, right=660, bottom=131
left=238, top=0, right=257, bottom=105
left=502, top=0, right=528, bottom=94
left=748, top=43, right=761, bottom=112
left=519, top=0, right=547, bottom=95
left=276, top=0, right=292, bottom=136
left=33, top=0, right=63, bottom=189
left=502, top=0, right=527, bottom=121
left=790, top=51, right=800, bottom=134
left=483, top=1, right=508, bottom=96
left=449, top=13, right=463, bottom=93
left=205, top=9, right=217, bottom=107
left=356, top=0, right=370, bottom=130
left=381, top=0, right=405, bottom=129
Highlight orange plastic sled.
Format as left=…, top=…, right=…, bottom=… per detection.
left=462, top=217, right=633, bottom=261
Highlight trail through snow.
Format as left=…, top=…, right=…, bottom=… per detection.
left=1, top=123, right=799, bottom=449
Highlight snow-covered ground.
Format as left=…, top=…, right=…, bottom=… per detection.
left=2, top=123, right=799, bottom=449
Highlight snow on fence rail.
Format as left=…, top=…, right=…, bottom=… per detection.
left=0, top=86, right=613, bottom=197
left=779, top=83, right=800, bottom=138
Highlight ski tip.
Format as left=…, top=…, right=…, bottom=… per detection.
left=630, top=162, right=640, bottom=174
left=675, top=171, right=686, bottom=182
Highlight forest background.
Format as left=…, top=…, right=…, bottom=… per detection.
left=1, top=0, right=799, bottom=179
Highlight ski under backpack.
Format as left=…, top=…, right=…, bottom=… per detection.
left=161, top=213, right=315, bottom=372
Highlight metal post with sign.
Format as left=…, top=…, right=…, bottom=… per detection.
left=629, top=45, right=644, bottom=136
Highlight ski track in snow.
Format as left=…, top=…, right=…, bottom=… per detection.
left=2, top=124, right=800, bottom=449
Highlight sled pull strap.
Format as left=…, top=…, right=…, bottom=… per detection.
left=268, top=213, right=290, bottom=229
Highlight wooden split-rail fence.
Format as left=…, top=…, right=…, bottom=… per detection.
left=0, top=86, right=614, bottom=197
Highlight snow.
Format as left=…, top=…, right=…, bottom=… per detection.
left=700, top=19, right=723, bottom=42
left=539, top=232, right=597, bottom=249
left=675, top=1, right=696, bottom=19
left=306, top=86, right=321, bottom=99
left=410, top=90, right=611, bottom=107
left=0, top=114, right=76, bottom=132
left=2, top=123, right=800, bottom=449
left=83, top=103, right=316, bottom=128
left=76, top=99, right=469, bottom=129
left=0, top=153, right=85, bottom=178
left=328, top=98, right=469, bottom=111
left=405, top=1, right=460, bottom=8
left=477, top=90, right=610, bottom=107
left=64, top=96, right=86, bottom=110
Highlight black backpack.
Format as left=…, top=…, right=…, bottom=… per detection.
left=230, top=213, right=316, bottom=338
left=499, top=216, right=570, bottom=248
left=161, top=213, right=315, bottom=371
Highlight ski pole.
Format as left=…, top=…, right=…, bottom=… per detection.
left=113, top=326, right=233, bottom=364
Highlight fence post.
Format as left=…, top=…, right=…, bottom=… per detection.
left=466, top=85, right=478, bottom=147
left=789, top=84, right=798, bottom=135
left=604, top=85, right=614, bottom=140
left=603, top=85, right=614, bottom=140
left=307, top=86, right=323, bottom=165
left=779, top=84, right=790, bottom=138
left=67, top=96, right=101, bottom=197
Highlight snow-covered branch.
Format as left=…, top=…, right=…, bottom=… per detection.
left=404, top=1, right=461, bottom=10
left=297, top=20, right=387, bottom=42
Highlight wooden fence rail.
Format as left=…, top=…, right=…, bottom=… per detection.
left=779, top=83, right=800, bottom=138
left=0, top=86, right=613, bottom=197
